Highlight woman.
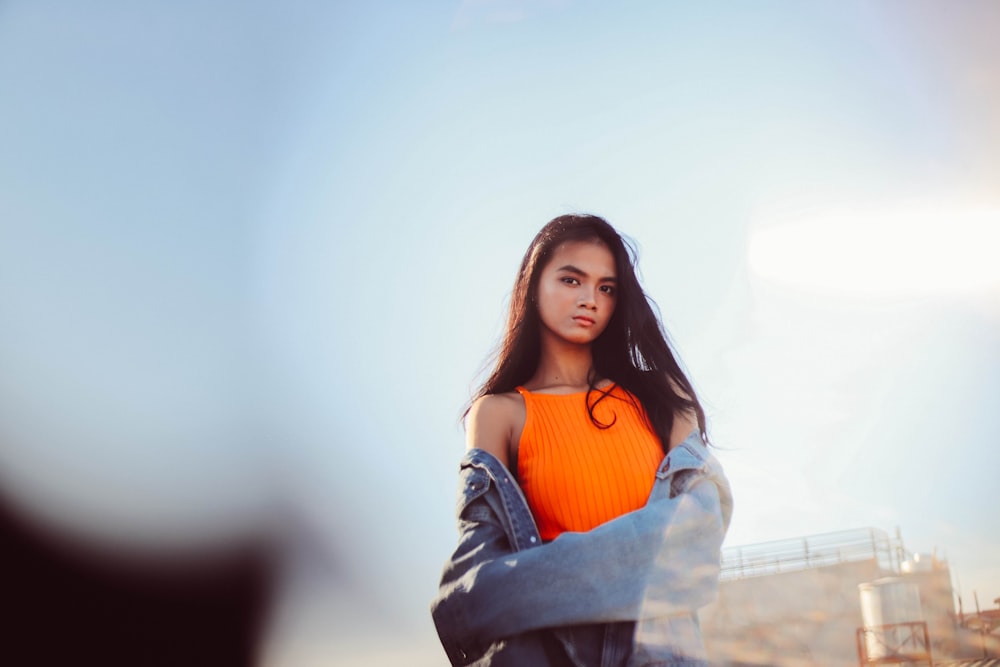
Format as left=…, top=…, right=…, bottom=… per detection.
left=432, top=214, right=732, bottom=666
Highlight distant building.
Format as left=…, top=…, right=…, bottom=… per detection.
left=701, top=527, right=998, bottom=666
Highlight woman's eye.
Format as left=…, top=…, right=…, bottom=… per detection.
left=561, top=277, right=580, bottom=285
left=600, top=285, right=615, bottom=295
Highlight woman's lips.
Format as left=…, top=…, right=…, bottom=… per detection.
left=573, top=316, right=595, bottom=326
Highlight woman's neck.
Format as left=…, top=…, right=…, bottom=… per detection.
left=528, top=337, right=597, bottom=391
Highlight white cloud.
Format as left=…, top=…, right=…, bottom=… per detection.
left=748, top=207, right=1000, bottom=297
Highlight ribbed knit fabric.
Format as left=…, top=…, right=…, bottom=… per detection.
left=515, top=384, right=664, bottom=541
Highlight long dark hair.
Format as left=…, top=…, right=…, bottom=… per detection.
left=469, top=213, right=707, bottom=453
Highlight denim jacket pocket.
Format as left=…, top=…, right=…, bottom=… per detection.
left=653, top=456, right=706, bottom=501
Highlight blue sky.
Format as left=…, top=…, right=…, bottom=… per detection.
left=1, top=1, right=998, bottom=664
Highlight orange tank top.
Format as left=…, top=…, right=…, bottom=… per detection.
left=515, top=383, right=664, bottom=541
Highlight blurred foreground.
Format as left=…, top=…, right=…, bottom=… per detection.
left=0, top=492, right=272, bottom=665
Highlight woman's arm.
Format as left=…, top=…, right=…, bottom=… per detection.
left=465, top=394, right=517, bottom=467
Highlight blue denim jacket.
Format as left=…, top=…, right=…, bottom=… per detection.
left=432, top=430, right=733, bottom=667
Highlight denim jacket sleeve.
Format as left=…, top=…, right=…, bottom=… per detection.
left=431, top=432, right=733, bottom=665
left=432, top=453, right=572, bottom=665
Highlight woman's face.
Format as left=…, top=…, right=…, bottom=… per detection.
left=535, top=240, right=617, bottom=347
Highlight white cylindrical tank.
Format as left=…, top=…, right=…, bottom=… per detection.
left=859, top=577, right=925, bottom=661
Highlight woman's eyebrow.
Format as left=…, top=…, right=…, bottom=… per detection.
left=555, top=265, right=617, bottom=282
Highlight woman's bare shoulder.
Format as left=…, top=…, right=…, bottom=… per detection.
left=668, top=409, right=699, bottom=450
left=465, top=392, right=523, bottom=467
left=664, top=373, right=699, bottom=450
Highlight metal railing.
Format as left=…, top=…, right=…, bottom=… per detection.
left=720, top=527, right=904, bottom=581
